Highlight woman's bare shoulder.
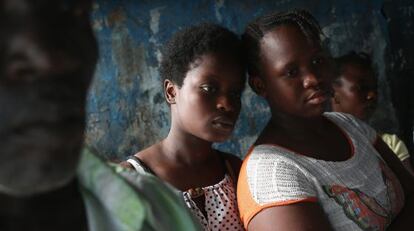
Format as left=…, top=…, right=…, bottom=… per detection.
left=118, top=144, right=160, bottom=170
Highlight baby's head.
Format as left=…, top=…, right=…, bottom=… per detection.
left=160, top=23, right=246, bottom=142
left=331, top=51, right=378, bottom=120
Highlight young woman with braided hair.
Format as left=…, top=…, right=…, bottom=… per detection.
left=237, top=10, right=414, bottom=230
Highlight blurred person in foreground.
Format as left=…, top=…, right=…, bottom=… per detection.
left=0, top=0, right=200, bottom=230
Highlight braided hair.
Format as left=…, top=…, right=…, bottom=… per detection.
left=242, top=10, right=323, bottom=76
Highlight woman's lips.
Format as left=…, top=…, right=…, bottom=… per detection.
left=212, top=116, right=235, bottom=132
left=306, top=91, right=327, bottom=105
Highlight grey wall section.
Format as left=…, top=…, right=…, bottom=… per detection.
left=382, top=0, right=414, bottom=154
left=86, top=0, right=413, bottom=161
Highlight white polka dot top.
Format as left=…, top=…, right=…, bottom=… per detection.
left=182, top=174, right=244, bottom=231
left=127, top=156, right=244, bottom=231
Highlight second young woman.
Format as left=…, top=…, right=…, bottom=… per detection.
left=121, top=23, right=245, bottom=230
left=237, top=10, right=414, bottom=231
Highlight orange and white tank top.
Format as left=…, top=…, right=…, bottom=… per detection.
left=237, top=112, right=405, bottom=231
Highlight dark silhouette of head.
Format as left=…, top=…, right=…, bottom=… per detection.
left=331, top=51, right=378, bottom=120
left=0, top=0, right=98, bottom=196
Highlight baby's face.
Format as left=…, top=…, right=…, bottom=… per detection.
left=333, top=63, right=377, bottom=120
left=0, top=0, right=98, bottom=196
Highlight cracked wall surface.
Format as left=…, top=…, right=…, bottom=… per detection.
left=86, top=0, right=413, bottom=160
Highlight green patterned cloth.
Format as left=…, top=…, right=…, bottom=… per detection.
left=77, top=148, right=201, bottom=231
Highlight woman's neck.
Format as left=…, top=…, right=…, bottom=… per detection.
left=270, top=111, right=326, bottom=133
left=150, top=128, right=225, bottom=191
left=161, top=127, right=216, bottom=166
left=255, top=111, right=328, bottom=146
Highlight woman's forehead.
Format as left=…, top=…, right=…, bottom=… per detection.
left=259, top=26, right=322, bottom=65
left=341, top=64, right=376, bottom=83
left=261, top=25, right=320, bottom=51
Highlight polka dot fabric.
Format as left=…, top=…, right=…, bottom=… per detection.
left=183, top=174, right=244, bottom=231
left=126, top=157, right=244, bottom=230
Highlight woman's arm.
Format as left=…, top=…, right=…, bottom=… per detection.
left=402, top=159, right=414, bottom=176
left=248, top=202, right=333, bottom=231
left=374, top=138, right=414, bottom=230
left=374, top=138, right=414, bottom=195
left=387, top=196, right=414, bottom=231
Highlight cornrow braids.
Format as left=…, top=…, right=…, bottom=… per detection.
left=242, top=9, right=323, bottom=76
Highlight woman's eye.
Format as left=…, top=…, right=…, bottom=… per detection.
left=285, top=68, right=298, bottom=78
left=200, top=85, right=216, bottom=93
left=312, top=57, right=324, bottom=65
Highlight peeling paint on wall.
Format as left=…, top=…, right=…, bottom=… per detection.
left=215, top=0, right=225, bottom=22
left=86, top=0, right=413, bottom=160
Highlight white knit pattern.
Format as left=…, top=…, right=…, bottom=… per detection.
left=245, top=112, right=404, bottom=231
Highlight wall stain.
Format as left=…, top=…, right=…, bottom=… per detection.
left=86, top=0, right=413, bottom=160
left=107, top=7, right=126, bottom=28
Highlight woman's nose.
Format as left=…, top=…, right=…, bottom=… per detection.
left=303, top=71, right=321, bottom=89
left=217, top=95, right=235, bottom=112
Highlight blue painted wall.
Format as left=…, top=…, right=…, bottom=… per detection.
left=86, top=0, right=412, bottom=160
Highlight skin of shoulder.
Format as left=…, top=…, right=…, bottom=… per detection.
left=119, top=161, right=133, bottom=169
left=248, top=201, right=333, bottom=231
left=119, top=144, right=160, bottom=170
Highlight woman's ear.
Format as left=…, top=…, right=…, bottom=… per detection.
left=249, top=75, right=267, bottom=97
left=332, top=92, right=340, bottom=104
left=164, top=79, right=177, bottom=104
